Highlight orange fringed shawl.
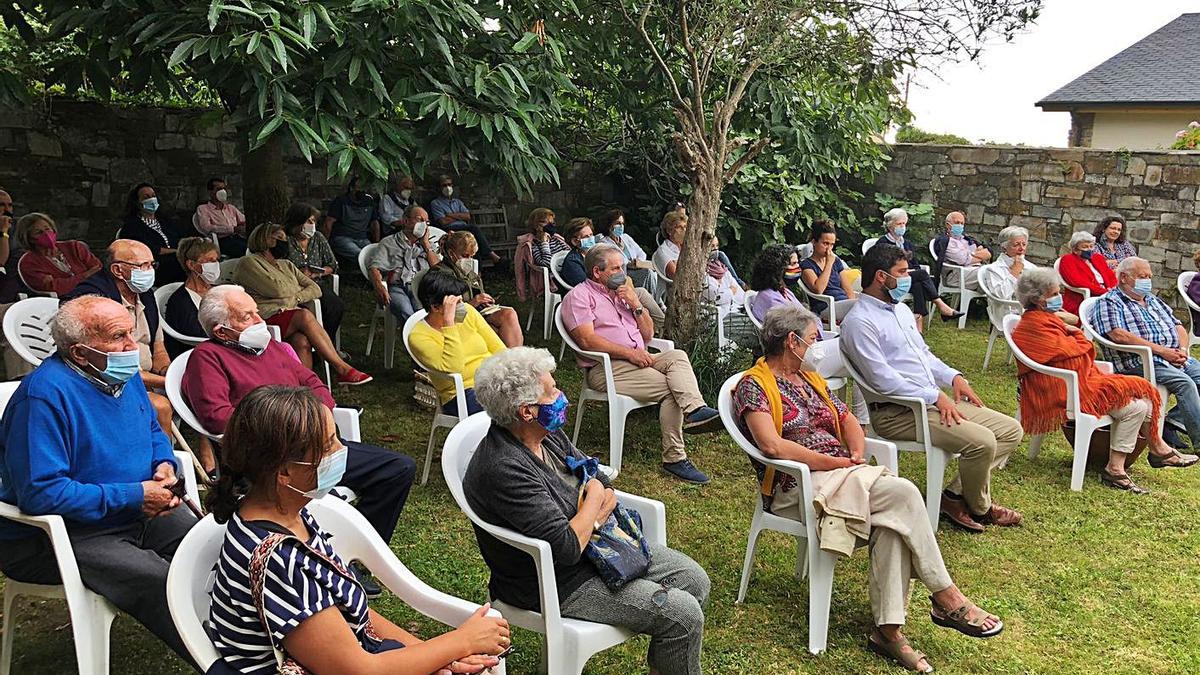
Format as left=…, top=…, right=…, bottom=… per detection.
left=1011, top=309, right=1161, bottom=442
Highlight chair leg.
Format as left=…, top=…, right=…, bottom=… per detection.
left=735, top=512, right=765, bottom=604
left=543, top=296, right=554, bottom=341
left=525, top=303, right=535, bottom=331
left=794, top=536, right=808, bottom=580
left=1, top=589, right=18, bottom=675
left=421, top=423, right=439, bottom=486
left=383, top=315, right=396, bottom=370
left=69, top=593, right=115, bottom=675
left=983, top=329, right=997, bottom=369
left=1028, top=434, right=1045, bottom=459
left=366, top=312, right=378, bottom=356
left=86, top=596, right=116, bottom=675
left=607, top=406, right=629, bottom=476
left=925, top=450, right=947, bottom=532
left=557, top=339, right=566, bottom=361
left=1070, top=421, right=1093, bottom=492
left=570, top=398, right=587, bottom=446
left=957, top=292, right=971, bottom=329
left=806, top=547, right=835, bottom=655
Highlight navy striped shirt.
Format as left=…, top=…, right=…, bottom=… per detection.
left=209, top=509, right=373, bottom=673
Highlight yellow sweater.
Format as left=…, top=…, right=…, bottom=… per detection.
left=409, top=306, right=506, bottom=403
left=233, top=254, right=322, bottom=319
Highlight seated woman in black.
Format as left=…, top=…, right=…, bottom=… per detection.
left=121, top=181, right=187, bottom=284
left=208, top=385, right=510, bottom=674
left=872, top=207, right=962, bottom=332
left=164, top=236, right=220, bottom=359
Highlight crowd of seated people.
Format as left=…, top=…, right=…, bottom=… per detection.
left=1056, top=230, right=1116, bottom=314
left=869, top=208, right=964, bottom=332
left=367, top=205, right=439, bottom=324
left=931, top=211, right=991, bottom=293
left=15, top=212, right=102, bottom=296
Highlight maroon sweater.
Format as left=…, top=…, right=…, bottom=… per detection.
left=182, top=339, right=335, bottom=434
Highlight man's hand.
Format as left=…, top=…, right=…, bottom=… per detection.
left=952, top=374, right=983, bottom=407
left=374, top=283, right=390, bottom=307
left=934, top=391, right=965, bottom=426
left=625, top=348, right=655, bottom=368
left=153, top=461, right=176, bottom=484
left=615, top=282, right=639, bottom=309
left=0, top=214, right=11, bottom=234
left=1162, top=347, right=1189, bottom=366
left=974, top=248, right=992, bottom=262
left=475, top=292, right=495, bottom=307
left=141, top=476, right=179, bottom=517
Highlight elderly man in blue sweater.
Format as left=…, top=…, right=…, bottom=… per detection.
left=0, top=295, right=197, bottom=666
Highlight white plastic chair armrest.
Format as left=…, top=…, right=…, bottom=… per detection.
left=172, top=450, right=201, bottom=505
left=1094, top=339, right=1154, bottom=381
left=647, top=337, right=675, bottom=352
left=450, top=373, right=469, bottom=419
left=1095, top=361, right=1114, bottom=375
left=863, top=437, right=899, bottom=473
left=331, top=274, right=341, bottom=296
left=332, top=407, right=362, bottom=443
left=615, top=491, right=666, bottom=547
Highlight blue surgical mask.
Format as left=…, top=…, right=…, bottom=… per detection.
left=536, top=392, right=569, bottom=432
left=1133, top=278, right=1153, bottom=296
left=141, top=197, right=160, bottom=213
left=950, top=224, right=964, bottom=237
left=579, top=235, right=596, bottom=251
left=612, top=225, right=625, bottom=237
left=84, top=345, right=141, bottom=384
left=1079, top=249, right=1093, bottom=260
left=127, top=267, right=155, bottom=293
left=288, top=446, right=348, bottom=500
left=887, top=273, right=912, bottom=302
left=893, top=226, right=907, bottom=238
left=1045, top=294, right=1063, bottom=312
left=604, top=271, right=628, bottom=290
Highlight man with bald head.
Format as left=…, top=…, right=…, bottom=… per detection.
left=932, top=210, right=991, bottom=293
left=0, top=295, right=197, bottom=666
left=62, top=239, right=173, bottom=430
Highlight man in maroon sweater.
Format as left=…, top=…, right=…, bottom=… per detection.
left=181, top=285, right=415, bottom=596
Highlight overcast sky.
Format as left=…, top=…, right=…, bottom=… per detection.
left=905, top=1, right=1198, bottom=147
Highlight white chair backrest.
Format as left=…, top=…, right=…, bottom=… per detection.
left=549, top=250, right=571, bottom=290
left=3, top=297, right=60, bottom=367
left=1179, top=271, right=1199, bottom=311
left=155, top=282, right=207, bottom=347
left=154, top=282, right=182, bottom=313
left=217, top=258, right=240, bottom=284
left=796, top=242, right=813, bottom=260
left=165, top=349, right=222, bottom=440
left=411, top=268, right=431, bottom=309
left=0, top=381, right=20, bottom=413
left=743, top=290, right=761, bottom=329
left=808, top=336, right=849, bottom=381
left=164, top=513, right=225, bottom=670
left=862, top=237, right=879, bottom=256
left=357, top=242, right=379, bottom=279
left=14, top=253, right=57, bottom=298
left=401, top=310, right=440, bottom=374
left=427, top=225, right=447, bottom=251
left=716, top=373, right=780, bottom=471
left=927, top=239, right=940, bottom=262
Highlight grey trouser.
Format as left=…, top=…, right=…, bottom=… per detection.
left=560, top=544, right=710, bottom=675
left=0, top=507, right=198, bottom=668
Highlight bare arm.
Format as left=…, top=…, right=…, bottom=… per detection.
left=801, top=258, right=835, bottom=294
left=665, top=259, right=677, bottom=279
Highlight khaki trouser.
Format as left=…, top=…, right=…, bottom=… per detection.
left=586, top=349, right=706, bottom=463
left=868, top=400, right=1022, bottom=515
left=634, top=286, right=665, bottom=335
left=1109, top=398, right=1153, bottom=456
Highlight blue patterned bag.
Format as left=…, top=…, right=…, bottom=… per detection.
left=564, top=455, right=652, bottom=589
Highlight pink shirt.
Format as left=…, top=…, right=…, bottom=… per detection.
left=195, top=202, right=245, bottom=236
left=561, top=279, right=644, bottom=368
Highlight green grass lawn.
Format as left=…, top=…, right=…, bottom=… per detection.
left=5, top=279, right=1200, bottom=674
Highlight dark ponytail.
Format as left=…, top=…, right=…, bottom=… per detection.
left=203, top=385, right=331, bottom=523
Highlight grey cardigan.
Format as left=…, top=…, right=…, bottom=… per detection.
left=463, top=422, right=612, bottom=611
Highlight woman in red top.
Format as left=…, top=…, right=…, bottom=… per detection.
left=15, top=213, right=102, bottom=296
left=1055, top=230, right=1115, bottom=315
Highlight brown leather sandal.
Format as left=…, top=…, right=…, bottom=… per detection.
left=929, top=597, right=1004, bottom=638
left=868, top=628, right=934, bottom=673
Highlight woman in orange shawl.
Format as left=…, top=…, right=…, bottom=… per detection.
left=1011, top=268, right=1198, bottom=493
left=733, top=304, right=1002, bottom=673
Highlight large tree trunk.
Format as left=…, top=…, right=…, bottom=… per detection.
left=664, top=166, right=723, bottom=344
left=242, top=133, right=288, bottom=229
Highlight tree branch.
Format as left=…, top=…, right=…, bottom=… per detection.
left=617, top=0, right=688, bottom=108
left=723, top=137, right=769, bottom=183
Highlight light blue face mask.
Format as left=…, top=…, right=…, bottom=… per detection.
left=127, top=267, right=156, bottom=293
left=1133, top=278, right=1153, bottom=296
left=1045, top=294, right=1063, bottom=312
left=288, top=446, right=348, bottom=500
left=893, top=226, right=907, bottom=238
left=579, top=235, right=596, bottom=251
left=950, top=224, right=964, bottom=237
left=141, top=197, right=160, bottom=213
left=887, top=273, right=912, bottom=302
left=84, top=345, right=141, bottom=384
left=612, top=225, right=625, bottom=237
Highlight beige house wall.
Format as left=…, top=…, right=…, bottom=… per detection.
left=1087, top=109, right=1200, bottom=150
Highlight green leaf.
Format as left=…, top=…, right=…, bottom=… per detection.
left=207, top=1, right=221, bottom=31
left=336, top=147, right=354, bottom=177
left=365, top=60, right=389, bottom=102
left=247, top=33, right=261, bottom=55
left=256, top=115, right=283, bottom=143
left=348, top=56, right=361, bottom=85
left=513, top=32, right=538, bottom=53
left=167, top=38, right=198, bottom=69
left=355, top=146, right=389, bottom=181
left=268, top=32, right=288, bottom=71
left=434, top=34, right=454, bottom=67
left=301, top=8, right=315, bottom=42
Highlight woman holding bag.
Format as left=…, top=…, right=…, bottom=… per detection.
left=463, top=347, right=710, bottom=675
left=207, top=385, right=509, bottom=674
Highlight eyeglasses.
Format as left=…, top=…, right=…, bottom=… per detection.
left=115, top=260, right=159, bottom=271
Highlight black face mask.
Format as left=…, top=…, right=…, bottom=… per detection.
left=270, top=240, right=290, bottom=259
left=544, top=222, right=557, bottom=236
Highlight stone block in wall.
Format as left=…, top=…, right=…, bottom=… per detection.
left=1105, top=175, right=1131, bottom=188
left=0, top=128, right=12, bottom=149
left=27, top=131, right=62, bottom=157
left=1065, top=162, right=1085, bottom=182
left=958, top=185, right=998, bottom=207
left=1067, top=206, right=1115, bottom=222
left=1084, top=173, right=1105, bottom=184
left=1147, top=197, right=1184, bottom=212
left=1083, top=155, right=1116, bottom=174
left=1145, top=165, right=1163, bottom=187
left=1178, top=187, right=1196, bottom=200
left=1139, top=245, right=1167, bottom=264
left=1161, top=212, right=1200, bottom=228
left=1045, top=185, right=1084, bottom=200
left=1163, top=165, right=1200, bottom=185
left=998, top=185, right=1020, bottom=201
left=979, top=165, right=1015, bottom=174
left=188, top=136, right=220, bottom=156
left=1020, top=181, right=1042, bottom=202
left=966, top=204, right=985, bottom=224
left=1194, top=200, right=1200, bottom=216
left=91, top=182, right=109, bottom=207
left=950, top=164, right=977, bottom=176
left=0, top=107, right=40, bottom=129
left=1019, top=163, right=1066, bottom=182
left=983, top=213, right=1007, bottom=227
left=1112, top=194, right=1144, bottom=210
left=1028, top=241, right=1057, bottom=260
left=1123, top=156, right=1147, bottom=175
left=948, top=147, right=1000, bottom=165
left=1048, top=149, right=1086, bottom=162
left=80, top=153, right=109, bottom=170
left=155, top=133, right=187, bottom=150
left=1031, top=205, right=1063, bottom=220
left=1127, top=221, right=1157, bottom=244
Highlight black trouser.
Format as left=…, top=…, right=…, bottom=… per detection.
left=341, top=441, right=416, bottom=545
left=317, top=287, right=345, bottom=339
left=908, top=267, right=939, bottom=317
left=217, top=235, right=247, bottom=258
left=0, top=508, right=199, bottom=670
left=446, top=222, right=494, bottom=259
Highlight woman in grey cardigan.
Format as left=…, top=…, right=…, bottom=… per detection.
left=464, top=347, right=710, bottom=675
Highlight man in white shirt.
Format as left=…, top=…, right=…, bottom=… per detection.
left=193, top=177, right=247, bottom=257
left=841, top=243, right=1023, bottom=533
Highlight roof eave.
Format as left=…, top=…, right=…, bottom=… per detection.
left=1037, top=100, right=1200, bottom=111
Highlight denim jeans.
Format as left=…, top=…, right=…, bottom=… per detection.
left=387, top=283, right=417, bottom=322
left=1151, top=357, right=1200, bottom=444
left=331, top=235, right=371, bottom=259
left=441, top=388, right=483, bottom=416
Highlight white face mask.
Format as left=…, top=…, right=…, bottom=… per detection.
left=225, top=320, right=272, bottom=353
left=456, top=258, right=474, bottom=274
left=215, top=189, right=228, bottom=203
left=199, top=261, right=220, bottom=284
left=441, top=186, right=454, bottom=197
left=411, top=220, right=428, bottom=238
left=400, top=189, right=412, bottom=199
left=302, top=222, right=317, bottom=237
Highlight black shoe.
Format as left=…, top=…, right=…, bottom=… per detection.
left=940, top=310, right=966, bottom=323
left=351, top=563, right=382, bottom=598
left=662, top=459, right=710, bottom=485
left=683, top=406, right=722, bottom=434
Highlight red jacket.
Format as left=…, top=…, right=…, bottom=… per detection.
left=18, top=241, right=101, bottom=295
left=1057, top=252, right=1116, bottom=314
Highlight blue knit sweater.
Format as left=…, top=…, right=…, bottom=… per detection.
left=0, top=355, right=176, bottom=538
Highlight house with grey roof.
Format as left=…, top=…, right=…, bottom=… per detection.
left=1037, top=13, right=1200, bottom=149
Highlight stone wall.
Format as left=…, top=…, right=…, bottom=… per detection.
left=873, top=143, right=1200, bottom=300
left=0, top=99, right=615, bottom=250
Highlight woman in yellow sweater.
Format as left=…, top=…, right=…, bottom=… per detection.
left=234, top=223, right=371, bottom=385
left=409, top=271, right=505, bottom=415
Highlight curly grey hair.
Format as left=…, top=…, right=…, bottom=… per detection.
left=474, top=347, right=558, bottom=426
left=760, top=304, right=820, bottom=357
left=883, top=207, right=908, bottom=228
left=583, top=242, right=622, bottom=279
left=1016, top=267, right=1059, bottom=309
left=1068, top=230, right=1095, bottom=250
left=51, top=296, right=114, bottom=351
left=996, top=226, right=1029, bottom=253
left=198, top=284, right=247, bottom=337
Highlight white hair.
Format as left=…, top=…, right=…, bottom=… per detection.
left=997, top=226, right=1029, bottom=252
left=198, top=284, right=246, bottom=337
left=51, top=296, right=114, bottom=351
left=1068, top=230, right=1095, bottom=250
left=760, top=304, right=819, bottom=357
left=474, top=347, right=558, bottom=427
left=883, top=208, right=908, bottom=227
left=1016, top=267, right=1059, bottom=309
left=1115, top=256, right=1148, bottom=278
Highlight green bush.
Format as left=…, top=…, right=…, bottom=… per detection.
left=895, top=125, right=971, bottom=145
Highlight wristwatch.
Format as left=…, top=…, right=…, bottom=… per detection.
left=633, top=306, right=645, bottom=317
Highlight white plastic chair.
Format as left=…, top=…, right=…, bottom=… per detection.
left=14, top=254, right=57, bottom=299
left=0, top=376, right=199, bottom=675
left=549, top=250, right=571, bottom=291
left=1002, top=313, right=1114, bottom=491
left=716, top=373, right=897, bottom=654
left=1, top=297, right=59, bottom=367
left=796, top=282, right=840, bottom=334
left=1053, top=256, right=1092, bottom=302
left=840, top=355, right=956, bottom=531
left=796, top=242, right=814, bottom=259
left=401, top=310, right=471, bottom=485
left=1177, top=271, right=1200, bottom=350
left=1079, top=296, right=1167, bottom=433
left=929, top=239, right=983, bottom=329
left=165, top=495, right=504, bottom=674
left=527, top=262, right=562, bottom=341
left=154, top=282, right=206, bottom=350
left=556, top=304, right=674, bottom=478
left=358, top=243, right=402, bottom=369
left=743, top=290, right=761, bottom=330
left=861, top=238, right=878, bottom=256
left=442, top=412, right=664, bottom=675
left=977, top=266, right=1023, bottom=369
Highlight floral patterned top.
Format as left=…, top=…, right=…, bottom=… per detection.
left=1098, top=239, right=1136, bottom=263
left=734, top=373, right=849, bottom=512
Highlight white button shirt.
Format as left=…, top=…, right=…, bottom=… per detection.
left=840, top=293, right=960, bottom=405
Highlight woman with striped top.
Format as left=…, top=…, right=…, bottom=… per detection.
left=207, top=385, right=509, bottom=674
